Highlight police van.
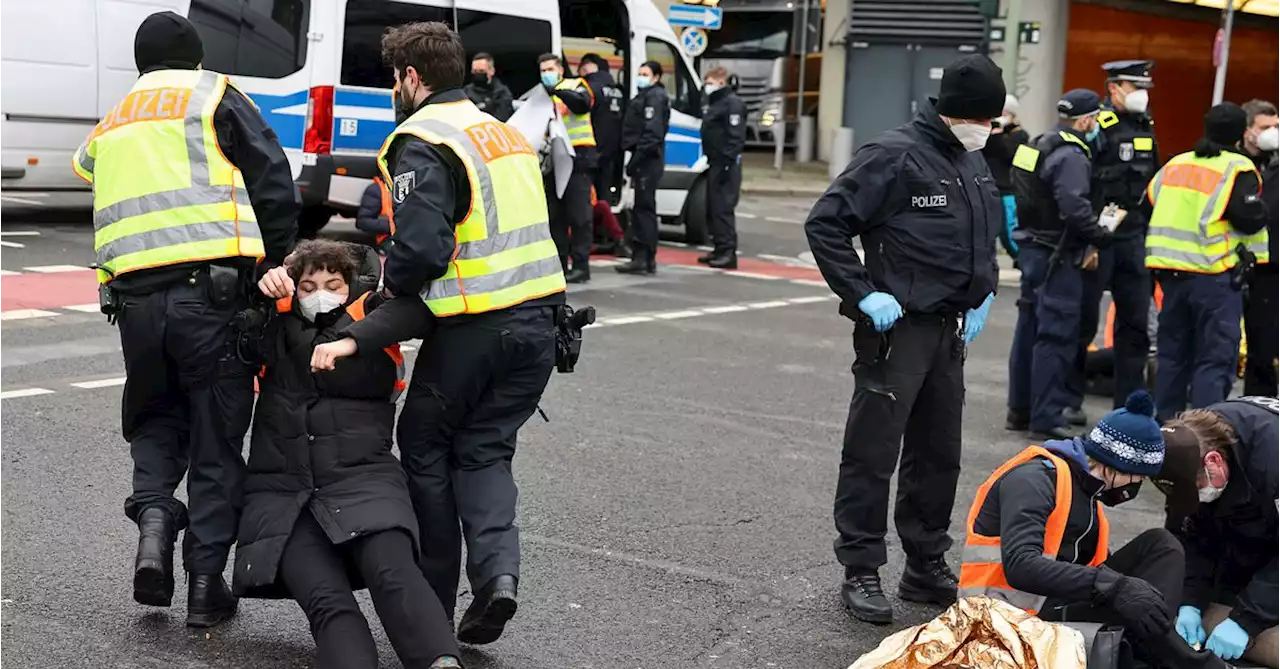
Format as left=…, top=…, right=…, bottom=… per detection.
left=1, top=0, right=710, bottom=241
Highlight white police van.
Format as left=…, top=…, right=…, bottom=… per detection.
left=1, top=0, right=710, bottom=241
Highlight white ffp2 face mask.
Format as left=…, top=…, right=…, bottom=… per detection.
left=1123, top=89, right=1150, bottom=115
left=949, top=122, right=992, bottom=152
left=1257, top=126, right=1279, bottom=152
left=298, top=290, right=347, bottom=322
left=1198, top=483, right=1226, bottom=503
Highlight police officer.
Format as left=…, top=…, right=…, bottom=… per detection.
left=698, top=66, right=746, bottom=269
left=1071, top=60, right=1160, bottom=422
left=1007, top=90, right=1113, bottom=439
left=579, top=53, right=625, bottom=208
left=72, top=11, right=299, bottom=626
left=616, top=60, right=670, bottom=275
left=463, top=52, right=514, bottom=122
left=538, top=53, right=595, bottom=283
left=1158, top=396, right=1278, bottom=665
left=804, top=54, right=1004, bottom=624
left=353, top=21, right=566, bottom=644
left=1145, top=103, right=1269, bottom=420
left=1240, top=100, right=1278, bottom=397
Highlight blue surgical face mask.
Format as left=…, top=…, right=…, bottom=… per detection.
left=636, top=75, right=652, bottom=90
left=540, top=72, right=559, bottom=87
left=1085, top=125, right=1100, bottom=142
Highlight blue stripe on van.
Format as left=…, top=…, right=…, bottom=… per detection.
left=335, top=89, right=392, bottom=108
left=666, top=125, right=702, bottom=168
left=332, top=87, right=395, bottom=153
left=244, top=91, right=307, bottom=150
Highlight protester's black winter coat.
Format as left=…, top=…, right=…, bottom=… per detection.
left=232, top=291, right=431, bottom=599
left=1171, top=398, right=1279, bottom=636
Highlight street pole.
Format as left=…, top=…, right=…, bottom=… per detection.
left=797, top=0, right=810, bottom=122
left=1211, top=0, right=1236, bottom=105
left=1001, top=0, right=1022, bottom=94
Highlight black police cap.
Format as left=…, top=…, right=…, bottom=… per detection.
left=1102, top=59, right=1154, bottom=88
left=1057, top=89, right=1102, bottom=118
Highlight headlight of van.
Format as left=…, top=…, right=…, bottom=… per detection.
left=760, top=108, right=779, bottom=127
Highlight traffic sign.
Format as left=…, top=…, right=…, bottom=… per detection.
left=669, top=3, right=722, bottom=30
left=681, top=27, right=708, bottom=57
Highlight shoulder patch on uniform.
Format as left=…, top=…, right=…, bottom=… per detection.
left=729, top=113, right=741, bottom=126
left=1098, top=111, right=1119, bottom=129
left=1012, top=144, right=1041, bottom=172
left=393, top=171, right=415, bottom=204
left=645, top=106, right=655, bottom=120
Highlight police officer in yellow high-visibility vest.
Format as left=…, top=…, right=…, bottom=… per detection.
left=535, top=54, right=597, bottom=284
left=335, top=21, right=566, bottom=646
left=1144, top=103, right=1269, bottom=420
left=71, top=11, right=299, bottom=627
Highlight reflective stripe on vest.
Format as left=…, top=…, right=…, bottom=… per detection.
left=554, top=78, right=596, bottom=148
left=376, top=100, right=566, bottom=317
left=1145, top=151, right=1262, bottom=274
left=273, top=292, right=406, bottom=403
left=74, top=70, right=263, bottom=284
left=374, top=175, right=394, bottom=245
left=958, top=445, right=1110, bottom=614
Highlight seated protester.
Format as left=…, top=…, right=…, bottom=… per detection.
left=356, top=177, right=394, bottom=253
left=960, top=390, right=1233, bottom=669
left=1156, top=397, right=1279, bottom=667
left=232, top=240, right=460, bottom=669
left=590, top=185, right=625, bottom=255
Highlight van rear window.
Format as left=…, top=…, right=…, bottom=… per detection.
left=341, top=0, right=452, bottom=88
left=189, top=0, right=309, bottom=79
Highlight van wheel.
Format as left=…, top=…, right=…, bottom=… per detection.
left=298, top=206, right=334, bottom=239
left=682, top=178, right=709, bottom=245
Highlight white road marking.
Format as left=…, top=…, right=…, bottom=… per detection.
left=737, top=212, right=758, bottom=219
left=0, top=196, right=46, bottom=206
left=0, top=270, right=19, bottom=276
left=600, top=315, right=655, bottom=325
left=65, top=304, right=103, bottom=313
left=701, top=305, right=750, bottom=314
left=653, top=310, right=703, bottom=319
left=764, top=216, right=797, bottom=224
left=1, top=309, right=59, bottom=321
left=24, top=265, right=89, bottom=273
left=0, top=241, right=25, bottom=249
left=789, top=279, right=829, bottom=288
left=0, top=229, right=42, bottom=235
left=70, top=377, right=127, bottom=389
left=726, top=271, right=782, bottom=281
left=0, top=388, right=55, bottom=399
left=788, top=296, right=831, bottom=304
left=747, top=300, right=791, bottom=309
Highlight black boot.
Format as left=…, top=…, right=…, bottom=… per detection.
left=1063, top=407, right=1088, bottom=426
left=841, top=570, right=893, bottom=624
left=133, top=508, right=176, bottom=607
left=1005, top=409, right=1030, bottom=431
left=899, top=557, right=959, bottom=605
left=614, top=255, right=655, bottom=275
left=1032, top=425, right=1077, bottom=440
left=1139, top=628, right=1233, bottom=669
left=707, top=253, right=738, bottom=269
left=697, top=252, right=714, bottom=264
left=186, top=574, right=238, bottom=628
left=565, top=267, right=590, bottom=284
left=457, top=574, right=518, bottom=645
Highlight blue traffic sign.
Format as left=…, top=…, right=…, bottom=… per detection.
left=669, top=3, right=722, bottom=30
left=681, top=27, right=708, bottom=57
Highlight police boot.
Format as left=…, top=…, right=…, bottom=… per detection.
left=697, top=252, right=715, bottom=264
left=1139, top=629, right=1233, bottom=669
left=899, top=556, right=959, bottom=605
left=708, top=253, right=737, bottom=270
left=1063, top=407, right=1088, bottom=426
left=841, top=569, right=893, bottom=625
left=186, top=574, right=238, bottom=628
left=565, top=267, right=590, bottom=284
left=457, top=574, right=518, bottom=645
left=1005, top=408, right=1030, bottom=431
left=615, top=255, right=655, bottom=276
left=1032, top=425, right=1077, bottom=441
left=133, top=508, right=176, bottom=607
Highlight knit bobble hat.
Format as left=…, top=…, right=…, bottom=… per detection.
left=1082, top=390, right=1165, bottom=476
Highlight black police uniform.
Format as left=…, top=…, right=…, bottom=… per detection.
left=1008, top=97, right=1112, bottom=436
left=547, top=80, right=596, bottom=281
left=349, top=87, right=564, bottom=627
left=1073, top=60, right=1160, bottom=412
left=582, top=65, right=625, bottom=206
left=1169, top=397, right=1278, bottom=641
left=618, top=83, right=671, bottom=273
left=805, top=97, right=1001, bottom=583
left=701, top=85, right=747, bottom=261
left=1244, top=157, right=1278, bottom=397
left=115, top=62, right=298, bottom=616
left=982, top=122, right=1031, bottom=260
left=463, top=74, right=515, bottom=122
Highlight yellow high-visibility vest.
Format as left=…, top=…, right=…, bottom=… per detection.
left=554, top=78, right=596, bottom=148
left=1146, top=150, right=1268, bottom=273
left=73, top=69, right=264, bottom=284
left=376, top=100, right=566, bottom=317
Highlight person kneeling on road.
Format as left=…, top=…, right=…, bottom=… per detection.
left=1156, top=396, right=1279, bottom=667
left=960, top=390, right=1234, bottom=668
left=234, top=240, right=461, bottom=669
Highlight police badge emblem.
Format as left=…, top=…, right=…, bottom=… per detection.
left=729, top=113, right=741, bottom=126
left=393, top=171, right=416, bottom=203
left=1119, top=142, right=1134, bottom=162
left=644, top=106, right=655, bottom=120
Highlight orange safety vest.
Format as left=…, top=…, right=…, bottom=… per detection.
left=372, top=175, right=395, bottom=246
left=958, top=445, right=1110, bottom=614
left=265, top=292, right=407, bottom=401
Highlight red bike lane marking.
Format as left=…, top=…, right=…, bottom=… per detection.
left=1, top=270, right=99, bottom=311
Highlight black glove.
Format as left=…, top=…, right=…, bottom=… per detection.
left=1096, top=569, right=1173, bottom=639
left=625, top=161, right=638, bottom=177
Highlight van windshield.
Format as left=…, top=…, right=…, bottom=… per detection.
left=705, top=12, right=791, bottom=60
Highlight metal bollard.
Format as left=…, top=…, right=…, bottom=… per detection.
left=797, top=116, right=815, bottom=164
left=773, top=121, right=788, bottom=172
left=828, top=127, right=854, bottom=181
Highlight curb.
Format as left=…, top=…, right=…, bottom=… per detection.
left=740, top=184, right=827, bottom=198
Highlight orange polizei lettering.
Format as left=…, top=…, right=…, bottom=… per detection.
left=94, top=87, right=192, bottom=138
left=465, top=121, right=534, bottom=162
left=1164, top=164, right=1222, bottom=195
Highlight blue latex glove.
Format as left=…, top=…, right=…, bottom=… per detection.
left=857, top=292, right=903, bottom=332
left=963, top=293, right=995, bottom=344
left=1176, top=606, right=1207, bottom=647
left=1205, top=618, right=1248, bottom=661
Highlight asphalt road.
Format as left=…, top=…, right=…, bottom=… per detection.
left=1, top=196, right=1170, bottom=669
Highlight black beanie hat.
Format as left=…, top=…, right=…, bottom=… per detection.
left=936, top=55, right=1007, bottom=120
left=134, top=11, right=204, bottom=73
left=1204, top=102, right=1247, bottom=146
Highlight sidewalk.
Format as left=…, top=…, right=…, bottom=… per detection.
left=740, top=151, right=831, bottom=198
